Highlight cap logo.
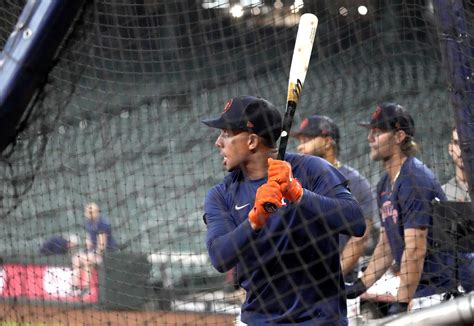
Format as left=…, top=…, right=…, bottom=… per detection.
left=395, top=122, right=401, bottom=130
left=321, top=129, right=328, bottom=136
left=300, top=118, right=309, bottom=131
left=223, top=99, right=233, bottom=113
left=372, top=105, right=382, bottom=119
left=246, top=121, right=254, bottom=129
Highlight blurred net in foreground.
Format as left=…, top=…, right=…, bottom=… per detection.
left=0, top=0, right=473, bottom=325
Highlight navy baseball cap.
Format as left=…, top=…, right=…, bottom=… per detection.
left=359, top=102, right=415, bottom=136
left=291, top=115, right=340, bottom=145
left=201, top=96, right=282, bottom=147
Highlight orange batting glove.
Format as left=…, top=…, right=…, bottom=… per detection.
left=267, top=158, right=303, bottom=203
left=248, top=181, right=283, bottom=229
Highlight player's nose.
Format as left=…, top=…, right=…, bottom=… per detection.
left=367, top=130, right=375, bottom=142
left=215, top=135, right=224, bottom=148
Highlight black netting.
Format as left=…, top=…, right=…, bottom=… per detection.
left=0, top=0, right=473, bottom=324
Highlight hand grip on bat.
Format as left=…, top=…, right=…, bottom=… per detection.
left=264, top=158, right=303, bottom=213
left=249, top=181, right=283, bottom=228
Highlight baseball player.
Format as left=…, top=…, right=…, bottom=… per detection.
left=442, top=126, right=474, bottom=293
left=71, top=202, right=118, bottom=296
left=346, top=103, right=454, bottom=314
left=443, top=127, right=470, bottom=202
left=291, top=115, right=377, bottom=283
left=202, top=96, right=366, bottom=325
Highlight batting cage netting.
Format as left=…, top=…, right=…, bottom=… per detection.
left=0, top=0, right=473, bottom=325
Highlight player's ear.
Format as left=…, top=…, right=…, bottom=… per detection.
left=247, top=133, right=260, bottom=150
left=394, top=130, right=407, bottom=144
left=324, top=137, right=332, bottom=149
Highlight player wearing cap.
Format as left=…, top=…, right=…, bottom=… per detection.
left=291, top=115, right=377, bottom=284
left=202, top=96, right=366, bottom=325
left=346, top=103, right=454, bottom=314
left=442, top=126, right=474, bottom=293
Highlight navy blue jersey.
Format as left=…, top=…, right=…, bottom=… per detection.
left=40, top=236, right=69, bottom=255
left=204, top=152, right=365, bottom=325
left=338, top=164, right=376, bottom=251
left=86, top=215, right=118, bottom=251
left=338, top=164, right=377, bottom=282
left=376, top=156, right=454, bottom=297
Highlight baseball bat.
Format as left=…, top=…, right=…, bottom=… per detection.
left=264, top=13, right=318, bottom=213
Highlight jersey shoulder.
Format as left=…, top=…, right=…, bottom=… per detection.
left=400, top=157, right=436, bottom=185
left=285, top=152, right=349, bottom=188
left=340, top=164, right=369, bottom=184
left=285, top=152, right=336, bottom=173
left=398, top=157, right=447, bottom=200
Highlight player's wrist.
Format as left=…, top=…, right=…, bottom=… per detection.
left=248, top=206, right=269, bottom=229
left=285, top=178, right=303, bottom=202
left=249, top=220, right=261, bottom=231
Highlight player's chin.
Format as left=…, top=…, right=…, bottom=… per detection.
left=226, top=165, right=238, bottom=172
left=223, top=160, right=236, bottom=172
left=370, top=151, right=381, bottom=161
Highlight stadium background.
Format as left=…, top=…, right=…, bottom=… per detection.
left=0, top=0, right=472, bottom=324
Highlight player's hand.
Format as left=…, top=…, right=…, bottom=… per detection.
left=345, top=278, right=367, bottom=299
left=248, top=181, right=283, bottom=229
left=267, top=158, right=303, bottom=202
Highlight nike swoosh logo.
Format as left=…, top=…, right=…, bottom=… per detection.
left=235, top=203, right=250, bottom=210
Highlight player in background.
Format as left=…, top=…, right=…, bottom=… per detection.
left=40, top=233, right=79, bottom=256
left=291, top=115, right=377, bottom=283
left=441, top=126, right=474, bottom=293
left=443, top=127, right=470, bottom=202
left=291, top=115, right=377, bottom=320
left=346, top=103, right=454, bottom=314
left=71, top=202, right=118, bottom=296
left=202, top=96, right=366, bottom=325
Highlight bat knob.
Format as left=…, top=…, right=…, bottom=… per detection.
left=263, top=202, right=278, bottom=213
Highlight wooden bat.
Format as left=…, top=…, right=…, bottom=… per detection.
left=264, top=13, right=318, bottom=213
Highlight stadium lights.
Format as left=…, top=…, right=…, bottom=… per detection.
left=251, top=6, right=261, bottom=15
left=202, top=0, right=229, bottom=9
left=241, top=0, right=262, bottom=6
left=358, top=5, right=368, bottom=15
left=58, top=125, right=66, bottom=135
left=202, top=0, right=262, bottom=10
left=339, top=7, right=349, bottom=16
left=120, top=110, right=129, bottom=119
left=230, top=4, right=244, bottom=17
left=274, top=0, right=283, bottom=9
left=290, top=0, right=304, bottom=13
